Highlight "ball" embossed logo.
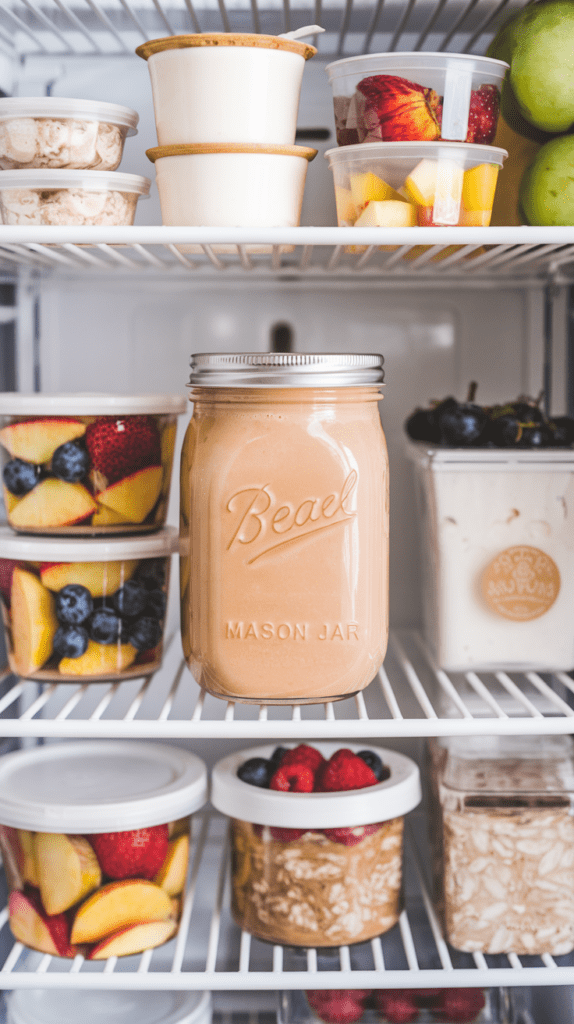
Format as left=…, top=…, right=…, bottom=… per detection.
left=481, top=545, right=561, bottom=621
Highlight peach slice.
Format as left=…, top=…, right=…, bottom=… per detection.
left=354, top=200, right=417, bottom=227
left=3, top=488, right=20, bottom=515
left=9, top=479, right=96, bottom=529
left=9, top=890, right=76, bottom=957
left=97, top=465, right=163, bottom=525
left=40, top=559, right=138, bottom=597
left=59, top=640, right=137, bottom=677
left=34, top=833, right=101, bottom=915
left=18, top=830, right=39, bottom=886
left=0, top=418, right=85, bottom=464
left=91, top=505, right=132, bottom=527
left=334, top=185, right=356, bottom=224
left=404, top=159, right=439, bottom=206
left=154, top=834, right=189, bottom=897
left=89, top=918, right=177, bottom=959
left=160, top=421, right=177, bottom=470
left=349, top=171, right=405, bottom=213
left=70, top=879, right=172, bottom=944
left=462, top=163, right=499, bottom=213
left=10, top=567, right=58, bottom=676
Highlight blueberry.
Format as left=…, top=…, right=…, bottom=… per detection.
left=269, top=746, right=288, bottom=771
left=237, top=757, right=273, bottom=788
left=90, top=608, right=122, bottom=645
left=127, top=616, right=162, bottom=651
left=134, top=559, right=166, bottom=590
left=357, top=750, right=390, bottom=782
left=51, top=441, right=90, bottom=483
left=3, top=458, right=39, bottom=496
left=113, top=579, right=148, bottom=619
left=55, top=584, right=93, bottom=625
left=53, top=624, right=89, bottom=659
left=144, top=589, right=166, bottom=619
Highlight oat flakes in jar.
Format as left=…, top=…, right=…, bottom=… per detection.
left=180, top=353, right=388, bottom=703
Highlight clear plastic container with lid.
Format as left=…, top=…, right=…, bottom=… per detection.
left=0, top=741, right=207, bottom=959
left=0, top=170, right=150, bottom=225
left=180, top=353, right=388, bottom=704
left=7, top=991, right=212, bottom=1024
left=211, top=743, right=421, bottom=947
left=427, top=735, right=574, bottom=956
left=0, top=527, right=177, bottom=681
left=280, top=987, right=520, bottom=1024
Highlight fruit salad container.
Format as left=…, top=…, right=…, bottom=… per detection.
left=0, top=393, right=186, bottom=534
left=0, top=527, right=177, bottom=681
left=0, top=98, right=139, bottom=171
left=0, top=170, right=150, bottom=225
left=0, top=741, right=207, bottom=959
left=325, top=53, right=508, bottom=147
left=280, top=987, right=516, bottom=1024
left=7, top=991, right=212, bottom=1024
left=211, top=743, right=421, bottom=947
left=427, top=735, right=574, bottom=956
left=325, top=142, right=507, bottom=229
left=136, top=34, right=316, bottom=147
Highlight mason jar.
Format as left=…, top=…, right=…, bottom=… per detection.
left=180, top=353, right=388, bottom=703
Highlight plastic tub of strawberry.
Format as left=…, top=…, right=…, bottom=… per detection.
left=325, top=54, right=508, bottom=147
left=0, top=526, right=177, bottom=681
left=0, top=393, right=186, bottom=535
left=285, top=988, right=511, bottom=1024
left=0, top=741, right=207, bottom=959
left=211, top=743, right=421, bottom=947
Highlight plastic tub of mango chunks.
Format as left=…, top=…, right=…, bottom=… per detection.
left=0, top=741, right=207, bottom=959
left=325, top=141, right=507, bottom=228
left=0, top=526, right=177, bottom=682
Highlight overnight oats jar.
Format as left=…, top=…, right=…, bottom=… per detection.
left=211, top=743, right=421, bottom=947
left=180, top=353, right=388, bottom=703
left=0, top=741, right=207, bottom=959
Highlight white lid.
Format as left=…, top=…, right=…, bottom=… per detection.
left=0, top=392, right=186, bottom=415
left=325, top=142, right=507, bottom=169
left=211, top=743, right=421, bottom=828
left=0, top=525, right=178, bottom=561
left=0, top=169, right=150, bottom=194
left=8, top=990, right=212, bottom=1024
left=0, top=98, right=139, bottom=136
left=325, top=52, right=508, bottom=82
left=406, top=439, right=574, bottom=470
left=0, top=741, right=208, bottom=832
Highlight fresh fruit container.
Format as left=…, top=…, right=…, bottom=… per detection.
left=211, top=743, right=421, bottom=947
left=0, top=393, right=186, bottom=534
left=325, top=53, right=508, bottom=147
left=0, top=169, right=150, bottom=225
left=280, top=987, right=516, bottom=1024
left=428, top=735, right=574, bottom=956
left=7, top=991, right=212, bottom=1024
left=0, top=527, right=177, bottom=681
left=0, top=98, right=139, bottom=171
left=136, top=34, right=316, bottom=147
left=407, top=442, right=574, bottom=671
left=325, top=142, right=507, bottom=228
left=0, top=741, right=207, bottom=959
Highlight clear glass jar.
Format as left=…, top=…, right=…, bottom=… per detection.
left=180, top=353, right=388, bottom=703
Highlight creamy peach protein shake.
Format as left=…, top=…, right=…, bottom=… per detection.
left=180, top=353, right=388, bottom=703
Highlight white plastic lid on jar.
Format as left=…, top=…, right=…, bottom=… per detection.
left=0, top=524, right=179, bottom=561
left=0, top=741, right=208, bottom=833
left=7, top=991, right=212, bottom=1024
left=211, top=743, right=421, bottom=828
left=0, top=392, right=187, bottom=416
left=0, top=98, right=140, bottom=135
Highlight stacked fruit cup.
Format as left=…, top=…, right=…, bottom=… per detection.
left=324, top=53, right=510, bottom=231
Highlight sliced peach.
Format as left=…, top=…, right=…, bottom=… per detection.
left=89, top=918, right=177, bottom=959
left=91, top=505, right=132, bottom=527
left=349, top=171, right=405, bottom=212
left=70, top=879, right=172, bottom=944
left=9, top=890, right=76, bottom=957
left=160, top=421, right=177, bottom=470
left=59, top=640, right=137, bottom=677
left=97, top=465, right=163, bottom=524
left=3, top=488, right=20, bottom=515
left=9, top=479, right=96, bottom=529
left=462, top=163, right=499, bottom=213
left=354, top=200, right=416, bottom=227
left=10, top=567, right=57, bottom=676
left=334, top=185, right=356, bottom=224
left=0, top=418, right=85, bottom=464
left=40, top=559, right=138, bottom=597
left=154, top=834, right=189, bottom=897
left=18, top=830, right=39, bottom=886
left=34, top=833, right=101, bottom=915
left=404, top=159, right=438, bottom=206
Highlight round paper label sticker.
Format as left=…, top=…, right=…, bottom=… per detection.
left=481, top=545, right=561, bottom=621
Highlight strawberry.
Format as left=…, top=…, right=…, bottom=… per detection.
left=269, top=826, right=306, bottom=842
left=89, top=825, right=169, bottom=880
left=434, top=989, right=485, bottom=1023
left=270, top=761, right=315, bottom=792
left=316, top=749, right=378, bottom=792
left=306, top=990, right=368, bottom=1024
left=323, top=823, right=382, bottom=847
left=85, top=416, right=161, bottom=484
left=280, top=745, right=325, bottom=772
left=374, top=991, right=419, bottom=1024
left=464, top=85, right=499, bottom=145
left=0, top=558, right=18, bottom=605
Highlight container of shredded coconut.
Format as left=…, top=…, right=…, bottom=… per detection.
left=0, top=169, right=150, bottom=225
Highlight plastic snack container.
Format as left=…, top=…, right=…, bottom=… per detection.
left=325, top=142, right=507, bottom=228
left=0, top=741, right=207, bottom=959
left=427, top=735, right=574, bottom=956
left=180, top=352, right=388, bottom=704
left=0, top=170, right=150, bottom=225
left=407, top=442, right=574, bottom=670
left=280, top=988, right=517, bottom=1024
left=0, top=98, right=139, bottom=171
left=325, top=53, right=508, bottom=147
left=211, top=743, right=421, bottom=947
left=0, top=527, right=177, bottom=681
left=0, top=393, right=186, bottom=534
left=136, top=34, right=316, bottom=147
left=7, top=991, right=212, bottom=1024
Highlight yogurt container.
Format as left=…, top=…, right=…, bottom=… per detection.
left=0, top=170, right=150, bottom=225
left=0, top=393, right=186, bottom=534
left=212, top=743, right=421, bottom=947
left=0, top=741, right=207, bottom=959
left=7, top=991, right=212, bottom=1024
left=0, top=527, right=177, bottom=681
left=136, top=33, right=316, bottom=147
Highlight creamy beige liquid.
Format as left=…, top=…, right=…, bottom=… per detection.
left=180, top=387, right=388, bottom=703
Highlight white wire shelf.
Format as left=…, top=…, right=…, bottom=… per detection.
left=1, top=811, right=574, bottom=990
left=2, top=629, right=574, bottom=738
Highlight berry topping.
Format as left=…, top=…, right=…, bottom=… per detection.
left=113, top=579, right=149, bottom=619
left=85, top=415, right=161, bottom=485
left=0, top=558, right=17, bottom=606
left=89, top=825, right=169, bottom=881
left=237, top=757, right=273, bottom=788
left=434, top=989, right=486, bottom=1023
left=55, top=584, right=93, bottom=625
left=374, top=991, right=419, bottom=1024
left=316, top=749, right=378, bottom=792
left=280, top=744, right=326, bottom=771
left=322, top=823, right=382, bottom=847
left=357, top=750, right=391, bottom=782
left=51, top=441, right=90, bottom=483
left=89, top=608, right=122, bottom=645
left=306, top=990, right=367, bottom=1024
left=270, top=762, right=315, bottom=792
left=127, top=616, right=162, bottom=652
left=3, top=458, right=40, bottom=496
left=53, top=624, right=90, bottom=659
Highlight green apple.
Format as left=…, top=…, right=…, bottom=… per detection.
left=511, top=1, right=574, bottom=133
left=520, top=135, right=574, bottom=225
left=487, top=6, right=551, bottom=143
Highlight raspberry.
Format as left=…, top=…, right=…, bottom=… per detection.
left=374, top=991, right=419, bottom=1024
left=434, top=989, right=485, bottom=1023
left=465, top=85, right=499, bottom=145
left=281, top=744, right=325, bottom=771
left=270, top=762, right=315, bottom=792
left=89, top=825, right=169, bottom=880
left=269, top=826, right=306, bottom=842
left=306, top=990, right=367, bottom=1024
left=85, top=415, right=161, bottom=484
left=316, top=750, right=378, bottom=792
left=323, top=823, right=382, bottom=847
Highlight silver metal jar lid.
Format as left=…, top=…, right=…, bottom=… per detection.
left=188, top=352, right=384, bottom=388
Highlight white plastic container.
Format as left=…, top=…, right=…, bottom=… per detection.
left=325, top=52, right=508, bottom=147
left=0, top=98, right=139, bottom=171
left=136, top=33, right=316, bottom=146
left=7, top=991, right=212, bottom=1024
left=0, top=169, right=150, bottom=225
left=408, top=442, right=574, bottom=671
